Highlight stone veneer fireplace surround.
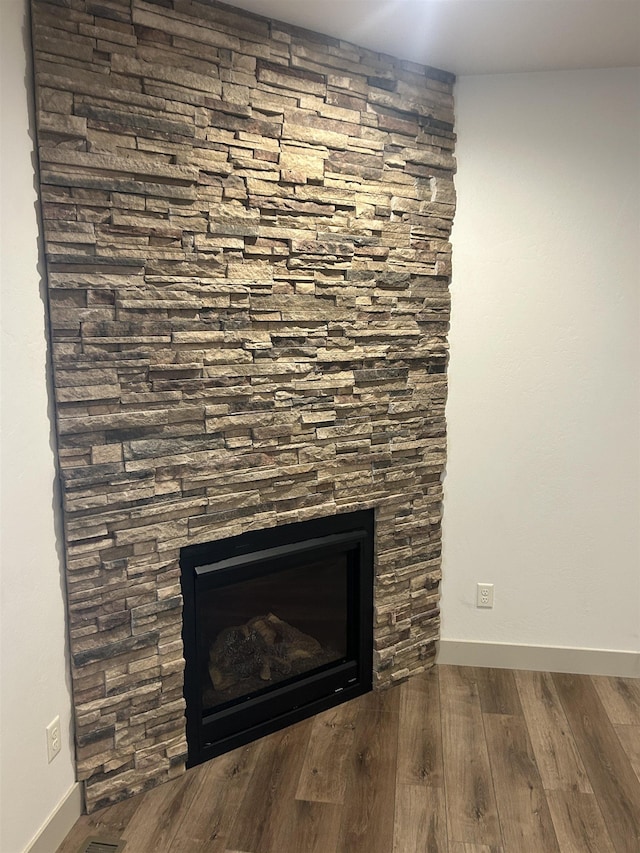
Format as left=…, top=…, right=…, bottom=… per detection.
left=30, top=0, right=456, bottom=810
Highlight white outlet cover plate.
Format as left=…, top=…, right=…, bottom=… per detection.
left=46, top=716, right=61, bottom=763
left=476, top=583, right=494, bottom=608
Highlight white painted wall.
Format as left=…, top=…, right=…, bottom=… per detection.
left=443, top=68, right=640, bottom=660
left=0, top=2, right=77, bottom=851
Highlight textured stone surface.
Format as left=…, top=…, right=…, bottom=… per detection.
left=31, top=0, right=456, bottom=811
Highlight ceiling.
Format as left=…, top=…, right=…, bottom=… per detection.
left=222, top=0, right=640, bottom=75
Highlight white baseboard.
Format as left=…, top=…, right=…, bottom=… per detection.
left=437, top=639, right=640, bottom=678
left=25, top=782, right=82, bottom=853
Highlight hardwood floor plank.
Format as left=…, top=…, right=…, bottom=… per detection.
left=546, top=790, right=616, bottom=853
left=592, top=675, right=640, bottom=725
left=614, top=724, right=640, bottom=784
left=553, top=672, right=640, bottom=853
left=439, top=666, right=502, bottom=847
left=353, top=681, right=402, bottom=714
left=336, top=706, right=399, bottom=853
left=168, top=742, right=261, bottom=853
left=449, top=844, right=503, bottom=853
left=393, top=784, right=447, bottom=852
left=295, top=700, right=359, bottom=804
left=514, top=669, right=592, bottom=793
left=118, top=764, right=204, bottom=853
left=265, top=800, right=342, bottom=853
left=474, top=668, right=522, bottom=716
left=397, top=668, right=443, bottom=787
left=225, top=718, right=313, bottom=853
left=483, top=713, right=559, bottom=852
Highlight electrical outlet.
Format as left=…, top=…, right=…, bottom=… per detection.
left=476, top=583, right=494, bottom=609
left=46, top=716, right=61, bottom=763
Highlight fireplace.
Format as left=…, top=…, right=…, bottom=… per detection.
left=30, top=0, right=454, bottom=808
left=180, top=510, right=374, bottom=767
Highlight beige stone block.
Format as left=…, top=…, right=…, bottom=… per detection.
left=37, top=87, right=74, bottom=117
left=38, top=111, right=87, bottom=138
left=90, top=444, right=123, bottom=465
left=132, top=4, right=240, bottom=51
left=111, top=54, right=221, bottom=95
left=279, top=145, right=325, bottom=180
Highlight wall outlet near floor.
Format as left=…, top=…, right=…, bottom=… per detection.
left=46, top=715, right=61, bottom=763
left=476, top=583, right=494, bottom=609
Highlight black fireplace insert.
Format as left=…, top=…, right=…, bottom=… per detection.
left=180, top=509, right=374, bottom=767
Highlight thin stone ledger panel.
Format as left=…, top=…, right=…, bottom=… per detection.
left=30, top=0, right=456, bottom=811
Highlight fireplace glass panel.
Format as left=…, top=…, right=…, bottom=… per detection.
left=198, top=554, right=349, bottom=712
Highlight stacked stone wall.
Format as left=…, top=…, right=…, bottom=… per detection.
left=30, top=0, right=456, bottom=810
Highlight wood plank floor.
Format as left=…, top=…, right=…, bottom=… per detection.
left=57, top=666, right=640, bottom=853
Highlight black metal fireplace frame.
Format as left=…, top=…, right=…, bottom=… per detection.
left=180, top=509, right=374, bottom=767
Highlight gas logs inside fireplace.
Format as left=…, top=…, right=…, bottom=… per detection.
left=206, top=612, right=339, bottom=704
